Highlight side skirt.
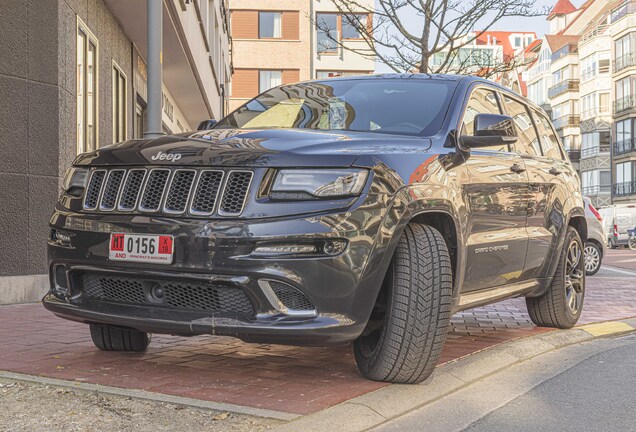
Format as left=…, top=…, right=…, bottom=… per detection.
left=453, top=279, right=541, bottom=314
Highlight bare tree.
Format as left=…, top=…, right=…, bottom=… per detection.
left=315, top=0, right=546, bottom=76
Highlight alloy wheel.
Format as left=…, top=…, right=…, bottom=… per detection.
left=565, top=239, right=584, bottom=315
left=584, top=244, right=600, bottom=274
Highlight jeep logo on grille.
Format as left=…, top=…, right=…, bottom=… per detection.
left=151, top=152, right=182, bottom=162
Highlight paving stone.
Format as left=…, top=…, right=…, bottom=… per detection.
left=0, top=276, right=634, bottom=415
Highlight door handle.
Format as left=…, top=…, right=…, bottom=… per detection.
left=510, top=163, right=526, bottom=173
left=549, top=167, right=563, bottom=176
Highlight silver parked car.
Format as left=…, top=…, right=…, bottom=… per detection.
left=583, top=197, right=606, bottom=275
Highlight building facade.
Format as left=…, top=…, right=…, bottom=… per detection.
left=522, top=0, right=636, bottom=208
left=0, top=0, right=232, bottom=303
left=610, top=1, right=636, bottom=203
left=228, top=0, right=375, bottom=110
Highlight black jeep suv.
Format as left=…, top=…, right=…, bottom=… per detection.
left=45, top=74, right=586, bottom=383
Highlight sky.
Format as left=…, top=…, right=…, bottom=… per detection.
left=375, top=0, right=586, bottom=72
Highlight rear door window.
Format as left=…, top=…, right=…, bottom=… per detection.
left=502, top=95, right=542, bottom=157
left=531, top=109, right=565, bottom=160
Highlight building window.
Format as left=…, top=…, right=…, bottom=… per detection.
left=342, top=14, right=366, bottom=39
left=77, top=19, right=98, bottom=154
left=514, top=36, right=521, bottom=47
left=259, top=70, right=282, bottom=92
left=259, top=12, right=281, bottom=38
left=112, top=63, right=127, bottom=143
left=616, top=162, right=633, bottom=189
left=317, top=13, right=338, bottom=54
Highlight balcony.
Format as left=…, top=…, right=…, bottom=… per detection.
left=582, top=185, right=611, bottom=195
left=551, top=43, right=578, bottom=62
left=611, top=1, right=636, bottom=23
left=581, top=24, right=609, bottom=43
left=613, top=137, right=636, bottom=155
left=547, top=79, right=579, bottom=99
left=614, top=181, right=636, bottom=197
left=580, top=106, right=611, bottom=121
left=581, top=145, right=610, bottom=158
left=614, top=53, right=636, bottom=73
left=614, top=95, right=636, bottom=114
left=552, top=114, right=580, bottom=130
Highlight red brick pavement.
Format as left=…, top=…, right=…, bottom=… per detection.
left=0, top=276, right=634, bottom=415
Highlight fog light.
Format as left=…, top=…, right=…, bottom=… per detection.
left=253, top=245, right=317, bottom=255
left=323, top=240, right=346, bottom=256
left=53, top=230, right=72, bottom=243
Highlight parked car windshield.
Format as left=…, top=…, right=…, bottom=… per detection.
left=216, top=78, right=457, bottom=136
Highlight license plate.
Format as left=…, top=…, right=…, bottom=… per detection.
left=109, top=233, right=174, bottom=264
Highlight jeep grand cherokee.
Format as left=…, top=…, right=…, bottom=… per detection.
left=44, top=74, right=587, bottom=384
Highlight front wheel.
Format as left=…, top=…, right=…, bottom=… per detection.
left=90, top=324, right=151, bottom=352
left=354, top=224, right=453, bottom=384
left=526, top=227, right=585, bottom=329
left=584, top=242, right=602, bottom=276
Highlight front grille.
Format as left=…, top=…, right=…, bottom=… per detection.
left=82, top=167, right=253, bottom=217
left=78, top=273, right=255, bottom=317
left=220, top=171, right=253, bottom=215
left=83, top=170, right=106, bottom=210
left=270, top=281, right=315, bottom=311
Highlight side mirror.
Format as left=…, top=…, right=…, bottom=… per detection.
left=197, top=119, right=217, bottom=130
left=461, top=113, right=518, bottom=148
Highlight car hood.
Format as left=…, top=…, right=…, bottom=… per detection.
left=73, top=128, right=432, bottom=168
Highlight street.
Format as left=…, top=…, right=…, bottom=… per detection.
left=373, top=333, right=636, bottom=432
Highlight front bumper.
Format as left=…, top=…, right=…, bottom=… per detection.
left=44, top=203, right=387, bottom=346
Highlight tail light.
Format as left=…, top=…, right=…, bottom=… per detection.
left=588, top=203, right=602, bottom=222
left=614, top=224, right=619, bottom=238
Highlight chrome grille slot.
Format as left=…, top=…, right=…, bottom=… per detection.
left=81, top=167, right=254, bottom=217
left=83, top=170, right=107, bottom=210
left=163, top=170, right=196, bottom=214
left=219, top=171, right=253, bottom=216
left=190, top=170, right=224, bottom=215
left=139, top=169, right=170, bottom=212
left=99, top=170, right=125, bottom=211
left=117, top=169, right=146, bottom=211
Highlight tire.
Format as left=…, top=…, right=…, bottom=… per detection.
left=526, top=227, right=585, bottom=329
left=629, top=236, right=636, bottom=251
left=90, top=324, right=151, bottom=352
left=354, top=224, right=453, bottom=384
left=584, top=242, right=602, bottom=276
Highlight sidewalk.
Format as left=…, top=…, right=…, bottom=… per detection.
left=1, top=273, right=634, bottom=418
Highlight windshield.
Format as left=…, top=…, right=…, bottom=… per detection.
left=216, top=78, right=457, bottom=136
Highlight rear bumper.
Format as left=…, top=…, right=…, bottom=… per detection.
left=44, top=204, right=388, bottom=346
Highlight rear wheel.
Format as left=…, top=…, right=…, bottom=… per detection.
left=584, top=242, right=602, bottom=276
left=629, top=236, right=636, bottom=251
left=526, top=227, right=585, bottom=329
left=90, top=324, right=150, bottom=352
left=354, top=224, right=453, bottom=384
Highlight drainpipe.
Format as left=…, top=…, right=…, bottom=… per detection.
left=144, top=0, right=164, bottom=138
left=309, top=0, right=315, bottom=79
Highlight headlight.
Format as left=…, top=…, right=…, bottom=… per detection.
left=271, top=169, right=368, bottom=199
left=62, top=167, right=89, bottom=193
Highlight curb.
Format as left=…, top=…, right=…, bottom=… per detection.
left=0, top=370, right=299, bottom=422
left=271, top=317, right=636, bottom=432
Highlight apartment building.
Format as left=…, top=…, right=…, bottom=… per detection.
left=0, top=1, right=232, bottom=303
left=431, top=30, right=537, bottom=96
left=521, top=0, right=632, bottom=208
left=229, top=0, right=375, bottom=110
left=610, top=0, right=636, bottom=203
